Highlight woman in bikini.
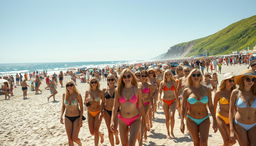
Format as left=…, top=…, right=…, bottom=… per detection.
left=48, top=77, right=58, bottom=102
left=148, top=68, right=158, bottom=123
left=180, top=68, right=217, bottom=146
left=35, top=75, right=42, bottom=94
left=59, top=71, right=64, bottom=88
left=139, top=70, right=155, bottom=141
left=229, top=69, right=256, bottom=146
left=214, top=73, right=236, bottom=146
left=158, top=69, right=179, bottom=138
left=110, top=68, right=145, bottom=146
left=84, top=77, right=104, bottom=146
left=21, top=80, right=29, bottom=99
left=102, top=74, right=120, bottom=146
left=3, top=82, right=10, bottom=100
left=60, top=81, right=83, bottom=146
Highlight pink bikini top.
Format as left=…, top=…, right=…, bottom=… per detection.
left=119, top=95, right=138, bottom=104
left=141, top=88, right=150, bottom=94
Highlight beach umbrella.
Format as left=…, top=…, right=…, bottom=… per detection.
left=0, top=79, right=8, bottom=83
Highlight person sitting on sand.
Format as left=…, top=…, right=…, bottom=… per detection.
left=110, top=69, right=145, bottom=146
left=180, top=68, right=217, bottom=146
left=48, top=77, right=58, bottom=102
left=213, top=73, right=236, bottom=146
left=229, top=69, right=256, bottom=146
left=84, top=78, right=104, bottom=146
left=102, top=74, right=120, bottom=146
left=60, top=81, right=83, bottom=146
left=158, top=69, right=179, bottom=138
left=21, top=80, right=29, bottom=99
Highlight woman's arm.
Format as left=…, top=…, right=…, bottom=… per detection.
left=207, top=88, right=217, bottom=132
left=180, top=88, right=189, bottom=133
left=77, top=94, right=83, bottom=117
left=229, top=90, right=238, bottom=138
left=60, top=94, right=66, bottom=124
left=213, top=91, right=220, bottom=115
left=110, top=89, right=120, bottom=128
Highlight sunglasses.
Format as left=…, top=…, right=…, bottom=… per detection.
left=107, top=79, right=115, bottom=82
left=141, top=75, right=147, bottom=78
left=228, top=79, right=234, bottom=83
left=192, top=73, right=201, bottom=77
left=90, top=81, right=98, bottom=84
left=66, top=84, right=74, bottom=87
left=123, top=74, right=132, bottom=79
left=245, top=77, right=256, bottom=82
left=184, top=70, right=190, bottom=72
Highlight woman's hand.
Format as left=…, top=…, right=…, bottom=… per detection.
left=212, top=120, right=218, bottom=133
left=110, top=121, right=116, bottom=133
left=60, top=117, right=64, bottom=124
left=180, top=121, right=185, bottom=134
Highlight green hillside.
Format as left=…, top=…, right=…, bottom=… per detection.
left=161, top=15, right=256, bottom=58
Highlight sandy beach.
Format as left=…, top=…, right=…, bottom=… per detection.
left=0, top=64, right=248, bottom=146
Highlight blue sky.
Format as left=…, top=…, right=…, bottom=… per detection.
left=0, top=0, right=255, bottom=63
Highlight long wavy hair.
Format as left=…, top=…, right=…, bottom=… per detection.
left=237, top=76, right=256, bottom=95
left=65, top=81, right=80, bottom=98
left=186, top=68, right=203, bottom=87
left=218, top=78, right=236, bottom=92
left=163, top=69, right=176, bottom=83
left=117, top=68, right=138, bottom=96
left=89, top=77, right=100, bottom=91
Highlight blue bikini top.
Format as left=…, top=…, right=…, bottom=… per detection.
left=187, top=96, right=208, bottom=104
left=236, top=97, right=256, bottom=108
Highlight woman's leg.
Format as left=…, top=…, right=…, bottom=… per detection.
left=65, top=117, right=74, bottom=146
left=186, top=117, right=200, bottom=146
left=72, top=118, right=82, bottom=146
left=163, top=103, right=170, bottom=137
left=129, top=118, right=141, bottom=146
left=216, top=116, right=231, bottom=145
left=198, top=118, right=210, bottom=146
left=248, top=125, right=256, bottom=146
left=169, top=102, right=176, bottom=138
left=93, top=114, right=102, bottom=146
left=88, top=113, right=95, bottom=135
left=234, top=122, right=248, bottom=146
left=119, top=119, right=129, bottom=146
left=104, top=111, right=114, bottom=146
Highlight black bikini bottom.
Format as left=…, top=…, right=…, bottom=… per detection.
left=65, top=115, right=80, bottom=123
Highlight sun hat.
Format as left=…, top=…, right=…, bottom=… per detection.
left=234, top=69, right=256, bottom=84
left=220, top=73, right=234, bottom=84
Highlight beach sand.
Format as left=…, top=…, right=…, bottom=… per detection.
left=0, top=64, right=248, bottom=146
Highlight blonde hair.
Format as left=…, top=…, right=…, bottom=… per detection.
left=89, top=77, right=100, bottom=91
left=65, top=81, right=80, bottom=98
left=163, top=69, right=175, bottom=83
left=186, top=68, right=203, bottom=87
left=117, top=68, right=138, bottom=96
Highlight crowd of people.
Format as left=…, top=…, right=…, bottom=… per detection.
left=1, top=54, right=256, bottom=146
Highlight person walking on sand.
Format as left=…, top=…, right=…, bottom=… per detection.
left=3, top=82, right=10, bottom=100
left=48, top=77, right=58, bottom=102
left=35, top=75, right=42, bottom=94
left=110, top=69, right=145, bottom=146
left=180, top=68, right=217, bottom=146
left=229, top=69, right=256, bottom=146
left=21, top=80, right=29, bottom=99
left=102, top=74, right=120, bottom=146
left=214, top=73, right=236, bottom=146
left=84, top=78, right=104, bottom=146
left=158, top=69, right=179, bottom=138
left=60, top=81, right=83, bottom=146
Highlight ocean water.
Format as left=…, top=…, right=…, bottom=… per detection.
left=0, top=61, right=128, bottom=75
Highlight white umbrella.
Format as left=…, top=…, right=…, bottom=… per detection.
left=0, top=79, right=8, bottom=83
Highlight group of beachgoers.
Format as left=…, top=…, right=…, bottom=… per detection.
left=1, top=54, right=256, bottom=146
